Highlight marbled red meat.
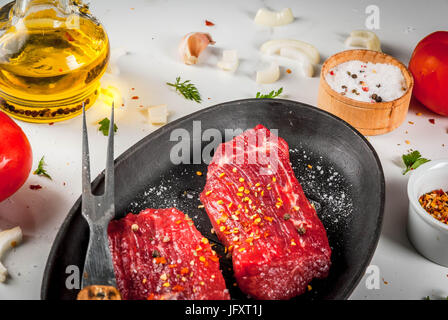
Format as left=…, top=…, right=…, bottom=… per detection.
left=200, top=125, right=331, bottom=300
left=108, top=208, right=230, bottom=300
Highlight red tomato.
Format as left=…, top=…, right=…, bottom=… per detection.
left=409, top=31, right=448, bottom=116
left=0, top=110, right=32, bottom=202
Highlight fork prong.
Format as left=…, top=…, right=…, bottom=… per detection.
left=82, top=103, right=92, bottom=197
left=104, top=103, right=115, bottom=199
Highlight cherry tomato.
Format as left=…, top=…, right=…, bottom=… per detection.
left=409, top=31, right=448, bottom=116
left=0, top=110, right=32, bottom=202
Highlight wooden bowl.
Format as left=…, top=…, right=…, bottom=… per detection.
left=317, top=49, right=414, bottom=136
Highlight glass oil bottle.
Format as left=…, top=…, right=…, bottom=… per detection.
left=0, top=0, right=110, bottom=123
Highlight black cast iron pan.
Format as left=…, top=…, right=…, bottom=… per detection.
left=41, top=99, right=385, bottom=300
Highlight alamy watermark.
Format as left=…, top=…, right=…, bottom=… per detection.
left=365, top=5, right=380, bottom=30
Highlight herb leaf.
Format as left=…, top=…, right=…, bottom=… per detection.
left=167, top=77, right=202, bottom=103
left=98, top=118, right=118, bottom=136
left=33, top=156, right=52, bottom=180
left=255, top=88, right=283, bottom=99
left=402, top=150, right=430, bottom=175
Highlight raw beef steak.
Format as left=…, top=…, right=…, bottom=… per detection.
left=200, top=125, right=331, bottom=300
left=108, top=208, right=230, bottom=300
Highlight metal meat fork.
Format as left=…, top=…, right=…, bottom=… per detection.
left=77, top=103, right=121, bottom=300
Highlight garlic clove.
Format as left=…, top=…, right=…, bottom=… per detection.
left=217, top=50, right=239, bottom=72
left=256, top=63, right=280, bottom=84
left=260, top=39, right=320, bottom=65
left=254, top=8, right=294, bottom=27
left=345, top=30, right=382, bottom=52
left=179, top=32, right=216, bottom=65
left=279, top=47, right=314, bottom=77
left=148, top=104, right=168, bottom=125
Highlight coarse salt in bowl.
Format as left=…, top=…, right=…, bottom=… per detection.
left=325, top=60, right=408, bottom=103
left=318, top=50, right=414, bottom=136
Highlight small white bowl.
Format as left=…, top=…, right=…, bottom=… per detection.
left=407, top=159, right=448, bottom=267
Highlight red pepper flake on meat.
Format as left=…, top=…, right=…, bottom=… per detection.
left=108, top=208, right=229, bottom=300
left=200, top=125, right=331, bottom=300
left=131, top=96, right=139, bottom=100
left=155, top=257, right=167, bottom=264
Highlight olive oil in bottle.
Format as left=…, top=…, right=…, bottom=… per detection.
left=0, top=0, right=110, bottom=123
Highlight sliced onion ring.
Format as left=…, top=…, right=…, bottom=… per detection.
left=345, top=30, right=382, bottom=52
left=260, top=39, right=320, bottom=65
left=256, top=63, right=280, bottom=84
left=279, top=47, right=314, bottom=77
left=254, top=8, right=294, bottom=27
left=0, top=226, right=22, bottom=283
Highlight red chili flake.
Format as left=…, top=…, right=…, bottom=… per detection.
left=362, top=87, right=369, bottom=92
left=286, top=69, right=292, bottom=74
left=429, top=119, right=435, bottom=124
left=147, top=293, right=155, bottom=300
left=205, top=20, right=215, bottom=26
left=330, top=71, right=335, bottom=76
left=30, top=185, right=42, bottom=190
left=48, top=122, right=54, bottom=126
left=59, top=68, right=63, bottom=72
left=65, top=32, right=75, bottom=42
left=131, top=96, right=139, bottom=100
left=172, top=285, right=185, bottom=292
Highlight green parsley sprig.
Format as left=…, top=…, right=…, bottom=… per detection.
left=167, top=77, right=202, bottom=103
left=33, top=156, right=52, bottom=180
left=98, top=118, right=118, bottom=136
left=402, top=150, right=430, bottom=175
left=255, top=88, right=283, bottom=99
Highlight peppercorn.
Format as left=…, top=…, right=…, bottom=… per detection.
left=152, top=250, right=160, bottom=258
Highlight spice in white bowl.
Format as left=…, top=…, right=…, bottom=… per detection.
left=325, top=60, right=407, bottom=103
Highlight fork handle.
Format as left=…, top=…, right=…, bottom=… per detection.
left=81, top=221, right=117, bottom=289
left=77, top=285, right=121, bottom=300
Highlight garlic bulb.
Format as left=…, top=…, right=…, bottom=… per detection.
left=254, top=8, right=294, bottom=27
left=345, top=30, right=382, bottom=52
left=256, top=63, right=280, bottom=84
left=179, top=32, right=216, bottom=65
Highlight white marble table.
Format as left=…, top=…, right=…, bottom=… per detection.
left=1, top=0, right=447, bottom=300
